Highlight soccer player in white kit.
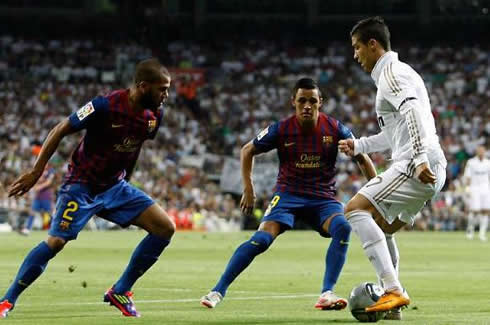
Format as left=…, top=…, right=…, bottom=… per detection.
left=339, top=16, right=447, bottom=317
left=463, top=146, right=489, bottom=241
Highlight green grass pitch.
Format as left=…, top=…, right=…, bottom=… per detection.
left=0, top=231, right=489, bottom=324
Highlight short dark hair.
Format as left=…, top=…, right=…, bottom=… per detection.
left=292, top=78, right=322, bottom=98
left=350, top=16, right=391, bottom=51
left=134, top=58, right=170, bottom=84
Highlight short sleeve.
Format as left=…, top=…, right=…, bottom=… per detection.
left=69, top=96, right=109, bottom=131
left=337, top=120, right=354, bottom=140
left=379, top=63, right=418, bottom=111
left=149, top=107, right=164, bottom=139
left=252, top=122, right=279, bottom=153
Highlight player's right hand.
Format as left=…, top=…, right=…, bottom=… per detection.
left=8, top=169, right=42, bottom=197
left=240, top=189, right=256, bottom=217
left=414, top=163, right=436, bottom=184
left=338, top=139, right=355, bottom=156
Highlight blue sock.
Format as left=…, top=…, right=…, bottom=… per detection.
left=3, top=242, right=56, bottom=305
left=113, top=234, right=170, bottom=293
left=25, top=215, right=34, bottom=230
left=322, top=215, right=351, bottom=293
left=213, top=231, right=274, bottom=297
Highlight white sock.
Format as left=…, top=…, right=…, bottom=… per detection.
left=385, top=233, right=400, bottom=277
left=467, top=212, right=475, bottom=236
left=479, top=214, right=488, bottom=239
left=347, top=210, right=401, bottom=291
left=377, top=234, right=400, bottom=288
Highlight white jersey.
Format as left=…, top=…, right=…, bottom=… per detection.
left=464, top=157, right=490, bottom=189
left=354, top=51, right=447, bottom=169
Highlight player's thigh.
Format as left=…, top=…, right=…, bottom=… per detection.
left=41, top=199, right=53, bottom=214
left=31, top=199, right=42, bottom=213
left=473, top=190, right=490, bottom=212
left=480, top=190, right=490, bottom=213
left=100, top=181, right=171, bottom=234
left=357, top=163, right=436, bottom=225
left=261, top=192, right=298, bottom=234
left=305, top=198, right=345, bottom=237
left=131, top=203, right=175, bottom=238
left=49, top=184, right=100, bottom=241
left=468, top=191, right=482, bottom=212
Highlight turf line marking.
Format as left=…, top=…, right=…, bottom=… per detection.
left=19, top=294, right=319, bottom=307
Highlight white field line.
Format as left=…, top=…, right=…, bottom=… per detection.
left=18, top=293, right=319, bottom=307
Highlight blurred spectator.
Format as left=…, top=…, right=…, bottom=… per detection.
left=0, top=36, right=488, bottom=231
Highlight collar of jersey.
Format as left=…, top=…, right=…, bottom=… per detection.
left=371, top=51, right=398, bottom=87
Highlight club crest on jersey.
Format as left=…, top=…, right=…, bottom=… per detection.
left=59, top=220, right=71, bottom=231
left=323, top=136, right=333, bottom=144
left=76, top=102, right=95, bottom=121
left=148, top=119, right=157, bottom=133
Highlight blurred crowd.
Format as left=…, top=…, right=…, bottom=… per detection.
left=0, top=36, right=488, bottom=232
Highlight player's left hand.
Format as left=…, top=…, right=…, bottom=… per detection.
left=8, top=169, right=42, bottom=197
left=240, top=189, right=256, bottom=217
left=414, top=162, right=436, bottom=184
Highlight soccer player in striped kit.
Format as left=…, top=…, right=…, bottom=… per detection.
left=201, top=78, right=377, bottom=310
left=340, top=17, right=447, bottom=319
left=1, top=58, right=174, bottom=318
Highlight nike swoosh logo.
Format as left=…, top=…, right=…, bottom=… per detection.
left=112, top=124, right=124, bottom=128
left=340, top=240, right=349, bottom=245
left=284, top=142, right=295, bottom=147
left=18, top=280, right=28, bottom=287
left=250, top=241, right=260, bottom=246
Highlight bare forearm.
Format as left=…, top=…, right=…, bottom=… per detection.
left=240, top=142, right=257, bottom=191
left=33, top=119, right=73, bottom=174
left=33, top=130, right=63, bottom=173
left=354, top=153, right=377, bottom=181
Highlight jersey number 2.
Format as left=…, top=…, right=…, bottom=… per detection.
left=62, top=201, right=79, bottom=221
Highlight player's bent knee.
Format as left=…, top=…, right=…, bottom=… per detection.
left=344, top=198, right=364, bottom=214
left=328, top=215, right=351, bottom=240
left=152, top=218, right=175, bottom=239
left=335, top=220, right=352, bottom=239
left=46, top=236, right=67, bottom=253
left=344, top=194, right=375, bottom=215
left=258, top=221, right=282, bottom=238
left=248, top=231, right=274, bottom=254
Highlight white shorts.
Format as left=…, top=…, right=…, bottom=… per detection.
left=468, top=188, right=490, bottom=211
left=359, top=160, right=446, bottom=225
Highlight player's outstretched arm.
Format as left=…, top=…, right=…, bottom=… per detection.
left=9, top=118, right=76, bottom=197
left=354, top=153, right=377, bottom=181
left=240, top=140, right=259, bottom=216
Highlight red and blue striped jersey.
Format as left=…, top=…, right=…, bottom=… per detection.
left=65, top=89, right=163, bottom=192
left=253, top=112, right=353, bottom=199
left=34, top=167, right=55, bottom=201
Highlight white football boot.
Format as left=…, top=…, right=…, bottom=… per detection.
left=200, top=291, right=223, bottom=308
left=314, top=291, right=348, bottom=310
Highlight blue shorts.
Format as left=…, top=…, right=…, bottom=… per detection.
left=49, top=180, right=154, bottom=241
left=262, top=191, right=344, bottom=237
left=32, top=199, right=52, bottom=213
